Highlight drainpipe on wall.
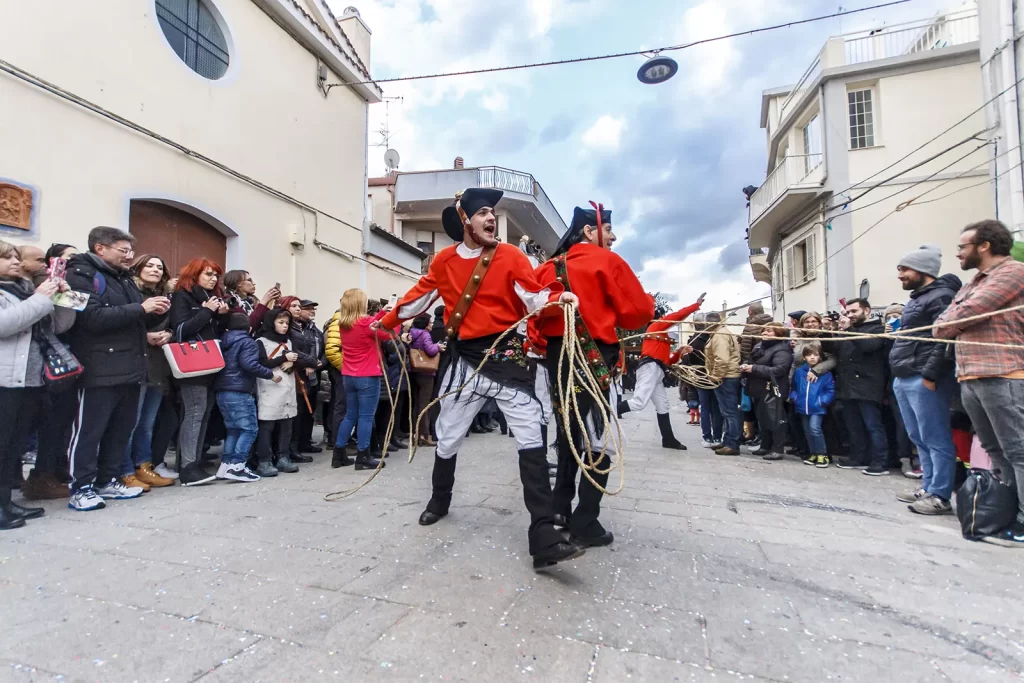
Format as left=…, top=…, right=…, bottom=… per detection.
left=360, top=102, right=369, bottom=289
left=818, top=83, right=830, bottom=308
left=387, top=183, right=395, bottom=234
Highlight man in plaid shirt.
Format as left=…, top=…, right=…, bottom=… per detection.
left=934, top=220, right=1024, bottom=547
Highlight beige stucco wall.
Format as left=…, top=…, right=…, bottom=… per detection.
left=0, top=0, right=415, bottom=305
left=850, top=178, right=992, bottom=307
left=846, top=62, right=987, bottom=182
left=368, top=185, right=395, bottom=232
left=844, top=60, right=991, bottom=307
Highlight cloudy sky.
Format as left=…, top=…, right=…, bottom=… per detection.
left=329, top=0, right=956, bottom=311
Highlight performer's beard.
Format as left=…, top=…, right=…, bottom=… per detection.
left=467, top=219, right=499, bottom=247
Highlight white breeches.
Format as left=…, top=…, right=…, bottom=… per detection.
left=535, top=363, right=552, bottom=425
left=627, top=362, right=670, bottom=415
left=434, top=358, right=543, bottom=459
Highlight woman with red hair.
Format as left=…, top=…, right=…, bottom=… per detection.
left=169, top=258, right=229, bottom=486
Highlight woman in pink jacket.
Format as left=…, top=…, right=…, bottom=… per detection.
left=333, top=288, right=392, bottom=470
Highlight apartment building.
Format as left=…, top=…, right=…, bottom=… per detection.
left=747, top=4, right=992, bottom=317
left=367, top=158, right=566, bottom=273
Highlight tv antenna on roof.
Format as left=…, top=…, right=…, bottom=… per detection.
left=376, top=95, right=404, bottom=148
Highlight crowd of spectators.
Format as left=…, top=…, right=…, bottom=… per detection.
left=678, top=219, right=1024, bottom=547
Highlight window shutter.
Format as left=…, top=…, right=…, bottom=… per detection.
left=784, top=246, right=796, bottom=289
left=773, top=258, right=784, bottom=301
left=804, top=234, right=816, bottom=281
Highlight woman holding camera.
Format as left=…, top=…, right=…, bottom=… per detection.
left=169, top=258, right=229, bottom=486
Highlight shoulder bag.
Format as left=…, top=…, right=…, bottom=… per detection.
left=163, top=323, right=225, bottom=379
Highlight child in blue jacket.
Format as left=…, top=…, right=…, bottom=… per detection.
left=789, top=342, right=835, bottom=468
left=213, top=313, right=276, bottom=483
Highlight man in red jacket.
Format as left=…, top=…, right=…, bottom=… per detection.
left=378, top=188, right=583, bottom=569
left=530, top=205, right=654, bottom=547
left=619, top=298, right=705, bottom=449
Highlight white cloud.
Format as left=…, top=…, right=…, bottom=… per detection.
left=635, top=247, right=771, bottom=316
left=481, top=90, right=508, bottom=113
left=334, top=0, right=610, bottom=175
left=582, top=115, right=626, bottom=152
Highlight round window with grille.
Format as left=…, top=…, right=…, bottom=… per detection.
left=156, top=0, right=230, bottom=80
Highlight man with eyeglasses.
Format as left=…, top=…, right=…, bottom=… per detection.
left=64, top=226, right=170, bottom=512
left=935, top=219, right=1024, bottom=547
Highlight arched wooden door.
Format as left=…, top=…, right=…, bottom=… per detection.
left=129, top=200, right=227, bottom=276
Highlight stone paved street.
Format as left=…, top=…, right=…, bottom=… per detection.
left=2, top=401, right=1023, bottom=682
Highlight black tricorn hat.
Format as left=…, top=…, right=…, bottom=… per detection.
left=441, top=187, right=504, bottom=242
left=552, top=205, right=612, bottom=257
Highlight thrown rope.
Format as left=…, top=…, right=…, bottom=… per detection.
left=324, top=330, right=413, bottom=501
left=324, top=298, right=1024, bottom=501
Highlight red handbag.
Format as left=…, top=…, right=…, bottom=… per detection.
left=162, top=329, right=225, bottom=379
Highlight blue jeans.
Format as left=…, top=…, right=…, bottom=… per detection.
left=697, top=388, right=722, bottom=442
left=801, top=414, right=826, bottom=455
left=714, top=378, right=742, bottom=449
left=335, top=376, right=381, bottom=451
left=121, top=385, right=164, bottom=475
left=841, top=399, right=888, bottom=468
left=216, top=391, right=259, bottom=465
left=893, top=375, right=956, bottom=499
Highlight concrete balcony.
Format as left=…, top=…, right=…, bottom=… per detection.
left=747, top=154, right=826, bottom=249
left=748, top=247, right=771, bottom=284
left=393, top=166, right=566, bottom=253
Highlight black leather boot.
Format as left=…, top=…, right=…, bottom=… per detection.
left=657, top=413, right=687, bottom=450
left=569, top=453, right=613, bottom=547
left=355, top=449, right=384, bottom=471
left=518, top=447, right=585, bottom=568
left=419, top=455, right=456, bottom=525
left=0, top=488, right=26, bottom=530
left=331, top=446, right=353, bottom=468
left=617, top=400, right=631, bottom=419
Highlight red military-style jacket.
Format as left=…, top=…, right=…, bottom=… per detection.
left=380, top=242, right=562, bottom=338
left=528, top=243, right=654, bottom=346
left=639, top=303, right=701, bottom=365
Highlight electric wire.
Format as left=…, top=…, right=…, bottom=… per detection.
left=337, top=1, right=914, bottom=87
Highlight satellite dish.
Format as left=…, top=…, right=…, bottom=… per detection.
left=384, top=149, right=401, bottom=171
left=859, top=278, right=870, bottom=300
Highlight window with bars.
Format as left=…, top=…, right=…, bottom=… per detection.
left=848, top=89, right=875, bottom=149
left=156, top=0, right=230, bottom=80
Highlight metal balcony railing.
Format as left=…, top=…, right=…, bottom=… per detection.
left=779, top=55, right=821, bottom=123
left=477, top=166, right=536, bottom=196
left=776, top=11, right=977, bottom=126
left=749, top=154, right=824, bottom=222
left=844, top=12, right=978, bottom=65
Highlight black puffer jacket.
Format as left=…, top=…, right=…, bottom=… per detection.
left=889, top=274, right=961, bottom=381
left=830, top=319, right=887, bottom=403
left=65, top=253, right=147, bottom=388
left=290, top=320, right=325, bottom=389
left=746, top=338, right=794, bottom=400
left=169, top=286, right=227, bottom=385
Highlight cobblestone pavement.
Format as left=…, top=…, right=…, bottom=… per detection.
left=2, top=400, right=1023, bottom=682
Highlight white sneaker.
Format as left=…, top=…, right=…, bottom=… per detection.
left=68, top=487, right=106, bottom=511
left=702, top=439, right=723, bottom=449
left=217, top=462, right=261, bottom=483
left=94, top=480, right=144, bottom=500
left=153, top=463, right=179, bottom=480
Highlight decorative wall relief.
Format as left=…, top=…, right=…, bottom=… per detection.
left=0, top=182, right=34, bottom=231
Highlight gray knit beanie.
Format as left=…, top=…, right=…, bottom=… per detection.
left=898, top=244, right=941, bottom=278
